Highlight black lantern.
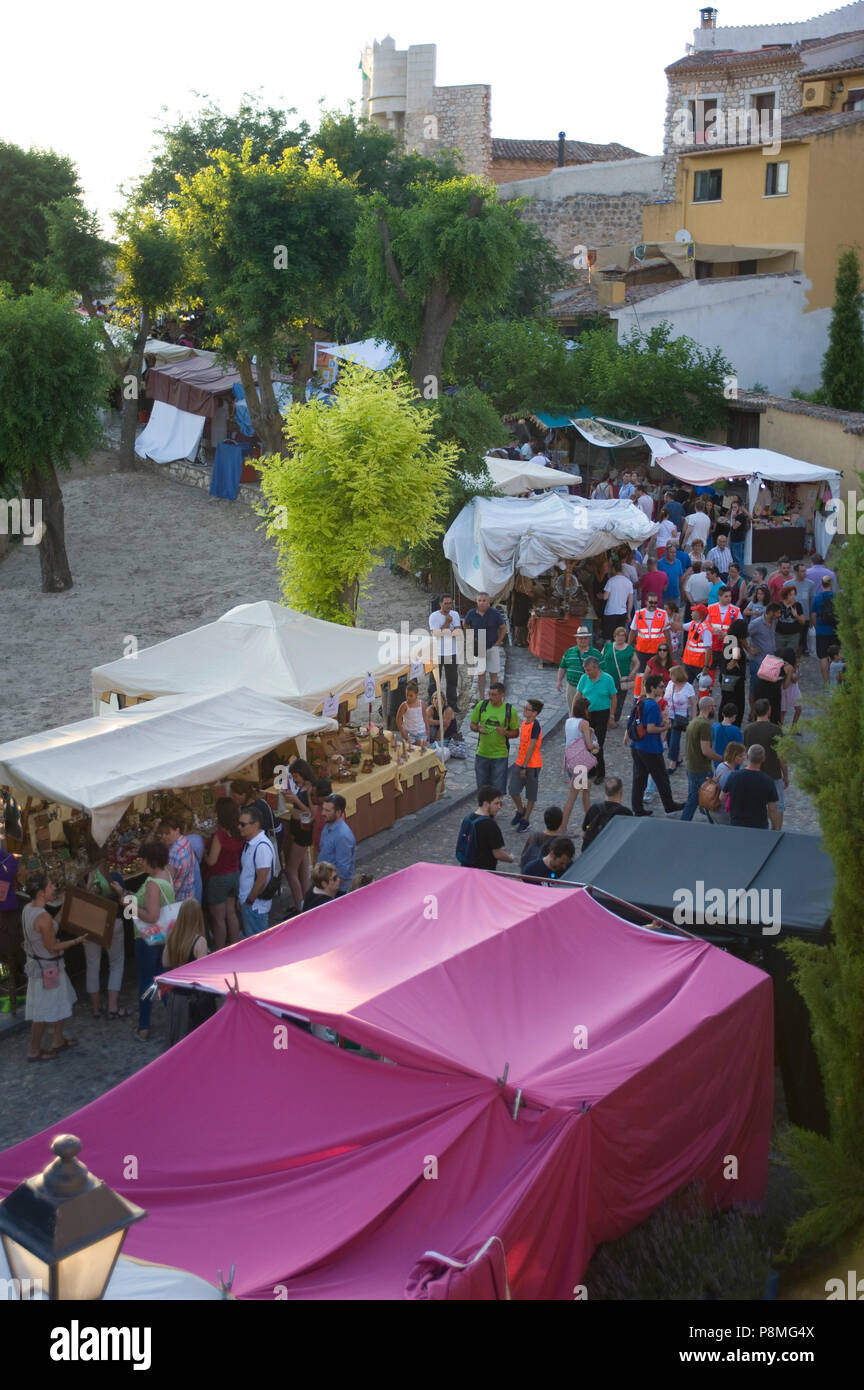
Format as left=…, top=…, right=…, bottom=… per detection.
left=0, top=1134, right=146, bottom=1300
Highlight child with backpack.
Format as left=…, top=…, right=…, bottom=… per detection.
left=455, top=786, right=515, bottom=871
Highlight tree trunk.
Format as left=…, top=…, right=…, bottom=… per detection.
left=410, top=279, right=462, bottom=397
left=292, top=322, right=317, bottom=403
left=236, top=356, right=286, bottom=457
left=119, top=317, right=151, bottom=470
left=338, top=578, right=359, bottom=623
left=25, top=459, right=73, bottom=593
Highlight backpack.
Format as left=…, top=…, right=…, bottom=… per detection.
left=582, top=804, right=614, bottom=851
left=252, top=838, right=282, bottom=901
left=698, top=778, right=723, bottom=814
left=819, top=594, right=837, bottom=629
left=456, top=812, right=481, bottom=867
left=477, top=699, right=514, bottom=728
left=626, top=697, right=647, bottom=744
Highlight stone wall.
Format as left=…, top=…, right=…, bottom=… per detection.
left=514, top=191, right=661, bottom=260
left=133, top=455, right=262, bottom=510
left=431, top=85, right=491, bottom=178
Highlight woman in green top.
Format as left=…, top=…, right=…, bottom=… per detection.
left=602, top=625, right=639, bottom=728
left=110, top=838, right=175, bottom=1041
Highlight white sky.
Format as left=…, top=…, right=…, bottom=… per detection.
left=1, top=0, right=831, bottom=230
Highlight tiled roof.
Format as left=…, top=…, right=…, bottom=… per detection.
left=799, top=28, right=864, bottom=52
left=491, top=138, right=643, bottom=162
left=734, top=389, right=864, bottom=434
left=666, top=47, right=800, bottom=75
left=549, top=270, right=803, bottom=320
left=801, top=50, right=864, bottom=74
left=679, top=104, right=864, bottom=153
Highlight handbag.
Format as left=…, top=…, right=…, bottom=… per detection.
left=564, top=733, right=598, bottom=775
left=672, top=714, right=689, bottom=731
left=40, top=964, right=60, bottom=990
left=757, top=654, right=784, bottom=682
left=698, top=778, right=722, bottom=813
left=134, top=879, right=179, bottom=946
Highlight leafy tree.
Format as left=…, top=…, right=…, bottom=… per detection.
left=258, top=364, right=457, bottom=621
left=777, top=534, right=864, bottom=1256
left=498, top=220, right=571, bottom=320
left=354, top=177, right=527, bottom=393
left=821, top=247, right=864, bottom=412
left=174, top=143, right=357, bottom=443
left=447, top=316, right=581, bottom=415
left=0, top=289, right=109, bottom=591
left=312, top=108, right=462, bottom=204
left=0, top=142, right=79, bottom=294
left=131, top=94, right=310, bottom=211
left=46, top=199, right=186, bottom=468
left=570, top=321, right=732, bottom=434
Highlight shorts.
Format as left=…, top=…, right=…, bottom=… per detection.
left=483, top=646, right=503, bottom=675
left=289, top=820, right=313, bottom=848
left=206, top=872, right=239, bottom=905
left=816, top=634, right=835, bottom=659
left=508, top=764, right=540, bottom=801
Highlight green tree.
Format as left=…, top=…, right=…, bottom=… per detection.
left=0, top=289, right=109, bottom=591
left=174, top=142, right=358, bottom=443
left=46, top=199, right=186, bottom=468
left=131, top=94, right=310, bottom=211
left=0, top=142, right=79, bottom=294
left=447, top=316, right=581, bottom=414
left=312, top=108, right=462, bottom=204
left=354, top=177, right=526, bottom=394
left=778, top=534, right=864, bottom=1256
left=258, top=365, right=457, bottom=621
left=821, top=247, right=864, bottom=412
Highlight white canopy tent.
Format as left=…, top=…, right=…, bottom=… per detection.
left=444, top=493, right=658, bottom=601
left=482, top=454, right=580, bottom=495
left=313, top=338, right=398, bottom=374
left=92, top=602, right=423, bottom=715
left=0, top=688, right=337, bottom=845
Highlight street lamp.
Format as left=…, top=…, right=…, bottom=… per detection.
left=0, top=1134, right=146, bottom=1300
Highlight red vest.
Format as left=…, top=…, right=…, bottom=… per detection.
left=515, top=719, right=543, bottom=768
left=683, top=621, right=710, bottom=668
left=707, top=602, right=741, bottom=652
left=634, top=608, right=668, bottom=654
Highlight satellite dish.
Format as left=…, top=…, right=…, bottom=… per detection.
left=675, top=229, right=693, bottom=243
left=633, top=243, right=647, bottom=262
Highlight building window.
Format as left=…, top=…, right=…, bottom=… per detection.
left=693, top=168, right=722, bottom=201
left=750, top=90, right=778, bottom=115
left=842, top=88, right=864, bottom=111
left=765, top=161, right=789, bottom=196
left=686, top=97, right=719, bottom=144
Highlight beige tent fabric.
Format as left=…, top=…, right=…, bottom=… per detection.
left=655, top=242, right=794, bottom=278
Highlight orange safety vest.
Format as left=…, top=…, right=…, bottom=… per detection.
left=633, top=608, right=668, bottom=654
left=706, top=602, right=741, bottom=652
left=683, top=620, right=710, bottom=668
left=515, top=718, right=543, bottom=768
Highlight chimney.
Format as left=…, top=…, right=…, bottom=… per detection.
left=557, top=131, right=566, bottom=168
left=700, top=7, right=717, bottom=28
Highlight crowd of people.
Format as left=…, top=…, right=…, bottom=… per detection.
left=453, top=504, right=842, bottom=873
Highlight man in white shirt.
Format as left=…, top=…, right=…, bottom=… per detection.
left=598, top=562, right=634, bottom=639
left=683, top=503, right=711, bottom=550
left=428, top=594, right=462, bottom=708
left=683, top=561, right=711, bottom=612
left=238, top=806, right=276, bottom=937
left=706, top=534, right=732, bottom=575
left=634, top=485, right=654, bottom=520
left=519, top=438, right=533, bottom=461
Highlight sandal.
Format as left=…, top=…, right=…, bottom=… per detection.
left=107, top=1008, right=131, bottom=1020
left=53, top=1038, right=79, bottom=1052
left=27, top=1050, right=57, bottom=1062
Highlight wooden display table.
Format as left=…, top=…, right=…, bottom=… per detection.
left=528, top=614, right=594, bottom=665
left=751, top=526, right=806, bottom=564
left=330, top=762, right=399, bottom=843
left=395, top=748, right=445, bottom=818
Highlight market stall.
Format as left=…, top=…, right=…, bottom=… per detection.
left=481, top=454, right=579, bottom=495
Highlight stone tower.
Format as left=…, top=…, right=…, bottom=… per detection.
left=360, top=37, right=492, bottom=179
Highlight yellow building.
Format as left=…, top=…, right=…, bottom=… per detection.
left=645, top=61, right=864, bottom=312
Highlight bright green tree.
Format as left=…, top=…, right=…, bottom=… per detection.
left=821, top=247, right=864, bottom=412
left=258, top=365, right=457, bottom=621
left=0, top=142, right=80, bottom=294
left=778, top=534, right=864, bottom=1256
left=354, top=177, right=527, bottom=394
left=0, top=289, right=109, bottom=591
left=174, top=142, right=358, bottom=443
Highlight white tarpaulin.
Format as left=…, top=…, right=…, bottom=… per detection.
left=92, top=601, right=424, bottom=714
left=0, top=688, right=337, bottom=844
left=444, top=494, right=658, bottom=601
left=571, top=419, right=642, bottom=449
left=134, top=399, right=205, bottom=464
left=482, top=455, right=580, bottom=494
left=313, top=338, right=398, bottom=372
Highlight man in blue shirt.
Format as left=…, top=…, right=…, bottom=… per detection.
left=662, top=490, right=684, bottom=530
left=319, top=794, right=356, bottom=890
left=657, top=543, right=691, bottom=603
left=628, top=674, right=686, bottom=816
left=464, top=592, right=507, bottom=700
left=811, top=575, right=839, bottom=685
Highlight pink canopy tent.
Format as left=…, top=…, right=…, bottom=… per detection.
left=0, top=867, right=773, bottom=1300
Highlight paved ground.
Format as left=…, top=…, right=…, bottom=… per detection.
left=0, top=450, right=827, bottom=1150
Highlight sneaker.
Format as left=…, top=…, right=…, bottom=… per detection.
left=635, top=809, right=653, bottom=817
left=511, top=812, right=522, bottom=827
left=517, top=818, right=531, bottom=832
